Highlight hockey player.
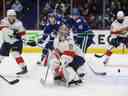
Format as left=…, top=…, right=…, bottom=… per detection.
left=48, top=24, right=86, bottom=87
left=36, top=12, right=63, bottom=65
left=67, top=8, right=94, bottom=52
left=0, top=9, right=28, bottom=75
left=96, top=11, right=128, bottom=65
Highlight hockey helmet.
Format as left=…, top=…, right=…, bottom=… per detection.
left=7, top=9, right=16, bottom=16
left=72, top=8, right=80, bottom=16
left=117, top=11, right=124, bottom=18
left=116, top=11, right=125, bottom=23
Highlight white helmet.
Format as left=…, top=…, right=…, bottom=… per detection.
left=117, top=11, right=124, bottom=18
left=7, top=9, right=16, bottom=16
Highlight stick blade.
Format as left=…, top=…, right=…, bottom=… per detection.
left=9, top=79, right=20, bottom=85
left=94, top=54, right=104, bottom=58
left=96, top=72, right=107, bottom=76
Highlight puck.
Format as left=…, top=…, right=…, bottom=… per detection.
left=117, top=69, right=120, bottom=73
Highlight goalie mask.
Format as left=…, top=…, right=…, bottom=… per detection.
left=58, top=24, right=70, bottom=41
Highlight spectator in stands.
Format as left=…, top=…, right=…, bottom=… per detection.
left=44, top=3, right=52, bottom=12
left=5, top=0, right=12, bottom=10
left=11, top=0, right=23, bottom=19
left=55, top=1, right=67, bottom=16
left=40, top=15, right=47, bottom=29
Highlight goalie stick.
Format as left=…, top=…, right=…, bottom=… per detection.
left=0, top=74, right=19, bottom=85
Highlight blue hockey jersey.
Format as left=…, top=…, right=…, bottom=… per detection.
left=41, top=14, right=63, bottom=41
left=68, top=16, right=92, bottom=34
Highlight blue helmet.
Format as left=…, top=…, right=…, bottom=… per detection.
left=72, top=8, right=80, bottom=16
left=48, top=12, right=55, bottom=17
left=48, top=9, right=55, bottom=17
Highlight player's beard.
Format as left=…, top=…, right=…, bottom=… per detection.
left=8, top=18, right=16, bottom=24
left=117, top=19, right=124, bottom=23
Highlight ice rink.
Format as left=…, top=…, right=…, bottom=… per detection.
left=0, top=53, right=128, bottom=96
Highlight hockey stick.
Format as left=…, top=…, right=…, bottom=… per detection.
left=79, top=32, right=106, bottom=75
left=0, top=74, right=19, bottom=85
left=94, top=54, right=104, bottom=58
left=81, top=39, right=106, bottom=76
left=122, top=44, right=125, bottom=54
left=82, top=35, right=87, bottom=52
left=40, top=50, right=51, bottom=85
left=81, top=30, right=94, bottom=53
left=40, top=63, right=50, bottom=85
left=86, top=62, right=106, bottom=76
left=81, top=32, right=90, bottom=53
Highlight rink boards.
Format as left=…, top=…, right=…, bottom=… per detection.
left=22, top=30, right=128, bottom=54
left=0, top=29, right=127, bottom=54
left=22, top=47, right=128, bottom=54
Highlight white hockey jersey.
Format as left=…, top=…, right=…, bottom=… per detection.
left=111, top=17, right=128, bottom=37
left=54, top=31, right=75, bottom=53
left=53, top=31, right=84, bottom=57
left=0, top=17, right=25, bottom=44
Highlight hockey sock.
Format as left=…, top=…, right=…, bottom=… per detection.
left=15, top=57, right=25, bottom=68
left=0, top=55, right=4, bottom=63
left=104, top=50, right=112, bottom=64
left=43, top=56, right=48, bottom=66
left=105, top=50, right=112, bottom=56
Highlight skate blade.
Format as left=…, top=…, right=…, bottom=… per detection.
left=16, top=73, right=30, bottom=78
left=3, top=73, right=29, bottom=79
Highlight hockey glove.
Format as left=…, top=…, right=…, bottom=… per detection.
left=27, top=40, right=37, bottom=47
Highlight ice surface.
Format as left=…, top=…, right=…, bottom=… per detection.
left=0, top=53, right=128, bottom=96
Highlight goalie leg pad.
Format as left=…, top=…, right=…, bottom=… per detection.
left=63, top=66, right=79, bottom=83
left=68, top=55, right=85, bottom=71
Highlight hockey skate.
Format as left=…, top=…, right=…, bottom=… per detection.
left=94, top=54, right=109, bottom=66
left=103, top=57, right=109, bottom=65
left=36, top=55, right=45, bottom=65
left=36, top=61, right=42, bottom=65
left=37, top=55, right=47, bottom=66
left=78, top=73, right=85, bottom=78
left=78, top=73, right=86, bottom=81
left=66, top=79, right=82, bottom=87
left=16, top=66, right=28, bottom=75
